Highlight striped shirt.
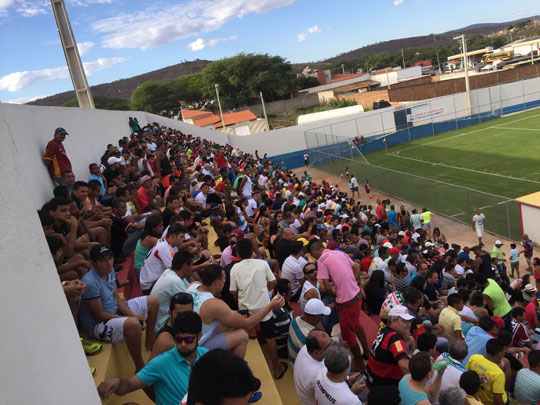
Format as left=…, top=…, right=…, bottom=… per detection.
left=514, top=368, right=540, bottom=405
left=288, top=316, right=316, bottom=363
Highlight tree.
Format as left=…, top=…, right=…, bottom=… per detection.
left=62, top=94, right=130, bottom=110
left=130, top=79, right=180, bottom=114
left=176, top=73, right=204, bottom=103
left=200, top=53, right=297, bottom=108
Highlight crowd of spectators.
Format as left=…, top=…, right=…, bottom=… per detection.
left=39, top=121, right=540, bottom=405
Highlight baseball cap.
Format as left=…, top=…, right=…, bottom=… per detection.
left=107, top=156, right=122, bottom=165
left=341, top=214, right=349, bottom=219
left=398, top=231, right=406, bottom=236
left=297, top=237, right=309, bottom=246
left=495, top=240, right=503, bottom=246
left=424, top=241, right=435, bottom=248
left=304, top=299, right=331, bottom=316
left=54, top=127, right=68, bottom=135
left=524, top=284, right=537, bottom=294
left=140, top=175, right=152, bottom=183
left=229, top=229, right=244, bottom=241
left=388, top=305, right=415, bottom=321
left=90, top=245, right=113, bottom=261
left=390, top=247, right=401, bottom=255
left=491, top=316, right=505, bottom=329
left=383, top=242, right=393, bottom=249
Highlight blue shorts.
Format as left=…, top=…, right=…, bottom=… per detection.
left=202, top=332, right=229, bottom=351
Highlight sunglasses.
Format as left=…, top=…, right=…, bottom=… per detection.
left=304, top=268, right=317, bottom=275
left=174, top=336, right=197, bottom=344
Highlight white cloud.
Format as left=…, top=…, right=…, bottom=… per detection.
left=0, top=56, right=126, bottom=92
left=513, top=10, right=527, bottom=18
left=93, top=0, right=297, bottom=50
left=5, top=94, right=49, bottom=104
left=393, top=0, right=405, bottom=5
left=77, top=41, right=94, bottom=56
left=297, top=25, right=322, bottom=42
left=188, top=35, right=238, bottom=51
left=1, top=0, right=112, bottom=18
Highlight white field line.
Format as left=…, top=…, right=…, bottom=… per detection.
left=450, top=204, right=494, bottom=218
left=387, top=153, right=540, bottom=184
left=394, top=112, right=540, bottom=154
left=495, top=127, right=540, bottom=131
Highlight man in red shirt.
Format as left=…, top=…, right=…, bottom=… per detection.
left=136, top=175, right=158, bottom=213
left=43, top=127, right=72, bottom=184
left=366, top=305, right=412, bottom=387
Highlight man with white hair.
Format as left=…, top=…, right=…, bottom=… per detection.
left=438, top=387, right=467, bottom=405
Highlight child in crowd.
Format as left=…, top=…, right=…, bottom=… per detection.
left=510, top=243, right=520, bottom=278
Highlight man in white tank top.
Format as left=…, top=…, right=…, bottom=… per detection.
left=300, top=262, right=321, bottom=314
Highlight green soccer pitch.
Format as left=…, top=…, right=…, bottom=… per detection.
left=315, top=108, right=540, bottom=239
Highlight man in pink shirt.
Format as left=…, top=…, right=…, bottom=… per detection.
left=312, top=240, right=369, bottom=371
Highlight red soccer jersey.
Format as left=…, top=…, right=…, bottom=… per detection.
left=366, top=327, right=409, bottom=387
left=44, top=139, right=71, bottom=177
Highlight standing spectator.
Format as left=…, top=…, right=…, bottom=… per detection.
left=364, top=179, right=372, bottom=199
left=520, top=234, right=534, bottom=273
left=350, top=174, right=359, bottom=198
left=475, top=274, right=512, bottom=329
left=411, top=209, right=423, bottom=232
left=97, top=311, right=206, bottom=404
left=472, top=209, right=489, bottom=247
left=294, top=330, right=331, bottom=405
left=366, top=305, right=412, bottom=387
left=43, top=127, right=72, bottom=184
left=466, top=338, right=507, bottom=405
left=421, top=208, right=433, bottom=238
left=317, top=246, right=369, bottom=370
left=303, top=151, right=309, bottom=167
left=509, top=243, right=520, bottom=279
left=514, top=350, right=540, bottom=405
left=314, top=345, right=366, bottom=405
left=281, top=241, right=307, bottom=302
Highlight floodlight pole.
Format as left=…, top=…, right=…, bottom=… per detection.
left=215, top=84, right=225, bottom=129
left=454, top=34, right=472, bottom=116
left=259, top=91, right=270, bottom=131
left=50, top=0, right=94, bottom=109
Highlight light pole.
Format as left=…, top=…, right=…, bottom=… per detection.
left=259, top=91, right=270, bottom=131
left=401, top=48, right=406, bottom=69
left=454, top=34, right=472, bottom=116
left=214, top=84, right=225, bottom=129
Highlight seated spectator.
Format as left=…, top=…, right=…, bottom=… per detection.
left=281, top=240, right=307, bottom=301
left=294, top=330, right=332, bottom=405
left=365, top=270, right=388, bottom=315
left=78, top=245, right=159, bottom=371
left=514, top=349, right=540, bottom=405
left=399, top=351, right=445, bottom=405
left=314, top=344, right=366, bottom=405
left=110, top=197, right=144, bottom=258
left=288, top=298, right=330, bottom=363
left=511, top=306, right=533, bottom=348
left=98, top=311, right=206, bottom=404
left=187, top=265, right=284, bottom=357
left=299, top=262, right=321, bottom=314
left=182, top=349, right=261, bottom=405
left=149, top=292, right=193, bottom=361
left=438, top=293, right=465, bottom=342
left=431, top=339, right=469, bottom=404
left=366, top=305, right=412, bottom=387
left=140, top=224, right=188, bottom=294
left=438, top=387, right=466, bottom=405
left=415, top=332, right=437, bottom=356
left=466, top=338, right=507, bottom=405
left=464, top=316, right=498, bottom=364
left=162, top=194, right=180, bottom=229
left=137, top=175, right=159, bottom=213
left=47, top=197, right=84, bottom=260
left=459, top=370, right=483, bottom=405
left=151, top=251, right=194, bottom=332
left=46, top=234, right=90, bottom=281
left=133, top=214, right=163, bottom=277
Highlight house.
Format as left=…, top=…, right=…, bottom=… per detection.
left=298, top=74, right=379, bottom=102
left=181, top=109, right=261, bottom=135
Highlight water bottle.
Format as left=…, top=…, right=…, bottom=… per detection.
left=433, top=358, right=451, bottom=371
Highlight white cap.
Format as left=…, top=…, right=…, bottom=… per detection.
left=342, top=214, right=349, bottom=219
left=524, top=283, right=537, bottom=293
left=424, top=241, right=435, bottom=248
left=304, top=299, right=331, bottom=316
left=388, top=305, right=415, bottom=321
left=383, top=242, right=393, bottom=248
left=107, top=156, right=122, bottom=165
left=495, top=240, right=503, bottom=245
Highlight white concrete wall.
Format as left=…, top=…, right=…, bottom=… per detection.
left=0, top=114, right=100, bottom=405
left=521, top=204, right=540, bottom=244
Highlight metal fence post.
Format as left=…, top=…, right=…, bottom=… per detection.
left=386, top=172, right=391, bottom=194
left=505, top=202, right=512, bottom=240
left=407, top=175, right=412, bottom=202
left=465, top=188, right=471, bottom=224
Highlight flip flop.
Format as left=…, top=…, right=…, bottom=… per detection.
left=275, top=361, right=289, bottom=380
left=248, top=392, right=262, bottom=403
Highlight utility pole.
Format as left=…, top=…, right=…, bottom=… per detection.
left=214, top=84, right=225, bottom=129
left=50, top=0, right=94, bottom=109
left=259, top=91, right=270, bottom=131
left=436, top=50, right=442, bottom=74
left=401, top=48, right=406, bottom=69
left=341, top=64, right=345, bottom=74
left=454, top=34, right=472, bottom=116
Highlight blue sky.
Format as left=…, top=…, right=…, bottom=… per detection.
left=0, top=0, right=538, bottom=104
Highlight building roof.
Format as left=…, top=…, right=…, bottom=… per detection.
left=331, top=73, right=363, bottom=83
left=448, top=48, right=491, bottom=61
left=515, top=191, right=540, bottom=207
left=299, top=74, right=371, bottom=94
left=214, top=110, right=257, bottom=128
left=181, top=109, right=212, bottom=119
left=411, top=59, right=432, bottom=67
left=193, top=114, right=221, bottom=127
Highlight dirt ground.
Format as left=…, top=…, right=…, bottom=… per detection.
left=293, top=166, right=538, bottom=273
